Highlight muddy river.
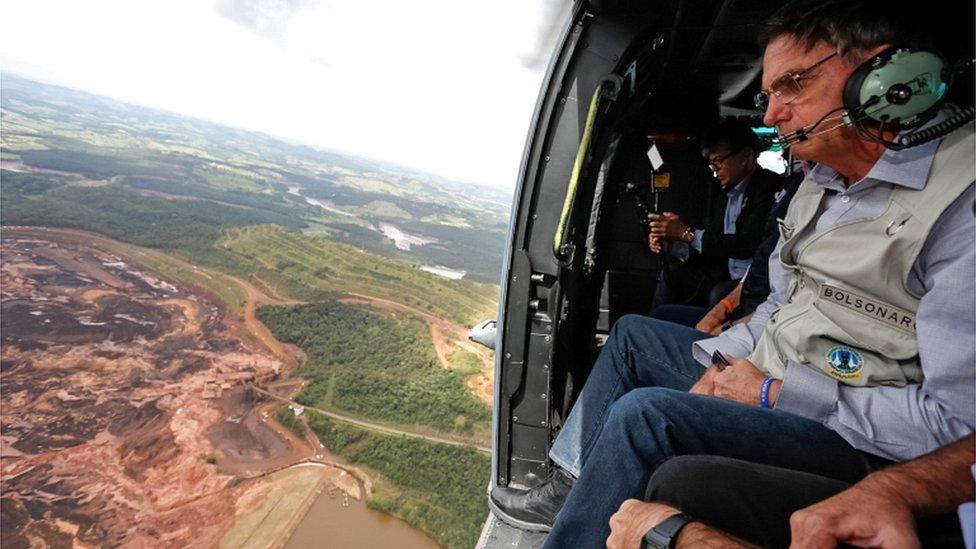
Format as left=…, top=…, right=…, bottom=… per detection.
left=285, top=488, right=440, bottom=549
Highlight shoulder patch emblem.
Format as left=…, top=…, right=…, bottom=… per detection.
left=826, top=346, right=863, bottom=380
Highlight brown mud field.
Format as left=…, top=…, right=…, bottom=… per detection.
left=0, top=229, right=302, bottom=548
left=206, top=382, right=311, bottom=477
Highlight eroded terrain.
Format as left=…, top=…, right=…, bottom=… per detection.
left=0, top=230, right=294, bottom=548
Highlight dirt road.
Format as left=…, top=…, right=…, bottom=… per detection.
left=234, top=274, right=300, bottom=362
left=247, top=384, right=490, bottom=454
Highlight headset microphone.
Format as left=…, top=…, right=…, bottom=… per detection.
left=773, top=108, right=852, bottom=148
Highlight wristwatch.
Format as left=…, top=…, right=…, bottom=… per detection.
left=640, top=513, right=692, bottom=549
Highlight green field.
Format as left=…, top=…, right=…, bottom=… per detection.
left=1, top=75, right=503, bottom=324
left=259, top=301, right=490, bottom=439
left=227, top=226, right=497, bottom=326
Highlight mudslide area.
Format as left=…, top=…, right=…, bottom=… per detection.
left=0, top=229, right=305, bottom=548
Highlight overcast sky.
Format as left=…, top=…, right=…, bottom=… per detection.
left=1, top=0, right=570, bottom=189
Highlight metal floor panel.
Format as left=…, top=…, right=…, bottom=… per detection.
left=476, top=513, right=548, bottom=549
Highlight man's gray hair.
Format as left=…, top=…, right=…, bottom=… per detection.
left=758, top=0, right=926, bottom=62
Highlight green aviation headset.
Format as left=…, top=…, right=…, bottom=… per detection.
left=842, top=47, right=974, bottom=149
left=843, top=47, right=948, bottom=128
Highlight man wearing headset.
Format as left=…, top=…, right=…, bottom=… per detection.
left=490, top=2, right=974, bottom=547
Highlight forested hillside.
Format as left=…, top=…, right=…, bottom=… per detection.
left=259, top=301, right=490, bottom=438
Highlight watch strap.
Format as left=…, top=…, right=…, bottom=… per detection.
left=641, top=513, right=692, bottom=549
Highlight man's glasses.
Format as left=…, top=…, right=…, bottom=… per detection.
left=754, top=52, right=838, bottom=111
left=707, top=149, right=739, bottom=170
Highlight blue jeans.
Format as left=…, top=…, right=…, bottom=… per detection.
left=544, top=315, right=880, bottom=549
left=649, top=304, right=709, bottom=328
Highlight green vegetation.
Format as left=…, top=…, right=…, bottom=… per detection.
left=306, top=412, right=489, bottom=549
left=448, top=348, right=483, bottom=377
left=2, top=74, right=504, bottom=319
left=273, top=405, right=305, bottom=438
left=1, top=173, right=496, bottom=324
left=2, top=74, right=511, bottom=283
left=258, top=301, right=490, bottom=437
left=306, top=411, right=364, bottom=452
left=18, top=149, right=162, bottom=180
left=226, top=225, right=496, bottom=326
left=0, top=171, right=299, bottom=275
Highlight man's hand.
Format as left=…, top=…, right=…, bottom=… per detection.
left=711, top=355, right=781, bottom=406
left=697, top=285, right=742, bottom=335
left=648, top=212, right=689, bottom=242
left=688, top=365, right=721, bottom=396
left=648, top=234, right=663, bottom=254
left=608, top=500, right=680, bottom=549
left=790, top=479, right=920, bottom=549
left=695, top=312, right=726, bottom=336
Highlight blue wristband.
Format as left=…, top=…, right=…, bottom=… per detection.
left=759, top=377, right=775, bottom=409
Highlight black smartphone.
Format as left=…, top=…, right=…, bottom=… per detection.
left=711, top=350, right=731, bottom=371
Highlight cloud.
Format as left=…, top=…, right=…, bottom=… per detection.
left=215, top=0, right=318, bottom=40
left=0, top=0, right=559, bottom=189
left=519, top=0, right=572, bottom=70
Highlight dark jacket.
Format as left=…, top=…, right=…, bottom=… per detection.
left=738, top=172, right=803, bottom=316
left=659, top=166, right=782, bottom=305
left=695, top=166, right=783, bottom=283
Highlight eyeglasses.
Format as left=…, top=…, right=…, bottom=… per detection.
left=707, top=149, right=739, bottom=170
left=754, top=52, right=838, bottom=111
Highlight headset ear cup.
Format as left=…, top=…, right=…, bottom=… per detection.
left=842, top=61, right=872, bottom=114
left=843, top=47, right=897, bottom=116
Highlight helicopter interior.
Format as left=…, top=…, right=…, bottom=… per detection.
left=490, top=0, right=974, bottom=505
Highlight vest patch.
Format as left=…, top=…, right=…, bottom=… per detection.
left=826, top=346, right=863, bottom=380
left=818, top=284, right=916, bottom=332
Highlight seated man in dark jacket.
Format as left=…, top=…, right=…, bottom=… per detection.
left=649, top=119, right=782, bottom=308
left=653, top=173, right=802, bottom=331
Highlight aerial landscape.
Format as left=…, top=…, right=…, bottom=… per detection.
left=1, top=74, right=510, bottom=548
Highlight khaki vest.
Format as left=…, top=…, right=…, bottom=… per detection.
left=750, top=126, right=974, bottom=386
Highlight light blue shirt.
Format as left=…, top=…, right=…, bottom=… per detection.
left=693, top=127, right=975, bottom=462
left=676, top=175, right=753, bottom=279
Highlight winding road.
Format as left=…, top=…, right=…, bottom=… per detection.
left=247, top=383, right=490, bottom=454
